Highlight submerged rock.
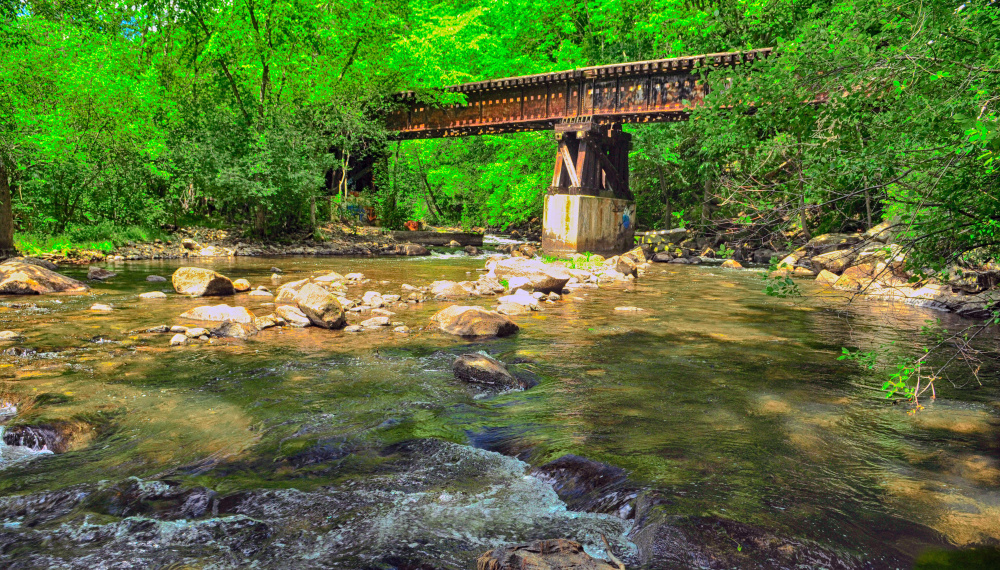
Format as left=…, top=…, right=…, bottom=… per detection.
left=431, top=306, right=519, bottom=338
left=171, top=267, right=235, bottom=296
left=89, top=303, right=114, bottom=312
left=0, top=261, right=89, bottom=295
left=146, top=275, right=167, bottom=282
left=477, top=539, right=619, bottom=570
left=453, top=353, right=520, bottom=389
left=87, top=266, right=117, bottom=280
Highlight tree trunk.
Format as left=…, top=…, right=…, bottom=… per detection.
left=0, top=160, right=14, bottom=257
left=254, top=204, right=267, bottom=237
left=310, top=196, right=317, bottom=230
left=701, top=178, right=711, bottom=227
left=657, top=164, right=671, bottom=230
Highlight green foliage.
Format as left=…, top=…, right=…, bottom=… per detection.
left=716, top=243, right=734, bottom=258
left=761, top=258, right=801, bottom=298
left=15, top=224, right=167, bottom=255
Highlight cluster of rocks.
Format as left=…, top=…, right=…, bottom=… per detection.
left=0, top=257, right=88, bottom=295
left=770, top=222, right=1000, bottom=318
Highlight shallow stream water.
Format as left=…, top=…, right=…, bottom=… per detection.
left=0, top=253, right=998, bottom=569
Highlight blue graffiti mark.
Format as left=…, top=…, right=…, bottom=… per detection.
left=622, top=212, right=631, bottom=230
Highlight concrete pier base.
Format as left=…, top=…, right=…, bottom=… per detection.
left=542, top=194, right=635, bottom=256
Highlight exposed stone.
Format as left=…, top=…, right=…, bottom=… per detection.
left=477, top=539, right=618, bottom=570
left=179, top=304, right=255, bottom=323
left=615, top=255, right=638, bottom=277
left=651, top=252, right=673, bottom=263
left=314, top=272, right=345, bottom=283
left=498, top=290, right=539, bottom=310
left=430, top=305, right=519, bottom=337
left=145, top=325, right=170, bottom=333
left=0, top=331, right=22, bottom=341
left=464, top=245, right=480, bottom=255
left=362, top=291, right=384, bottom=307
left=89, top=303, right=113, bottom=312
left=170, top=325, right=188, bottom=333
left=232, top=278, right=252, bottom=292
left=621, top=246, right=646, bottom=265
left=275, top=278, right=311, bottom=302
left=211, top=321, right=258, bottom=339
left=87, top=266, right=117, bottom=281
left=721, top=259, right=743, bottom=269
left=815, top=269, right=840, bottom=287
left=804, top=232, right=863, bottom=255
left=139, top=291, right=167, bottom=300
left=344, top=325, right=363, bottom=333
left=382, top=294, right=401, bottom=303
left=475, top=274, right=506, bottom=295
left=181, top=238, right=200, bottom=250
left=184, top=327, right=209, bottom=338
left=493, top=257, right=570, bottom=293
left=810, top=249, right=857, bottom=274
left=169, top=334, right=188, bottom=346
left=275, top=305, right=311, bottom=327
left=253, top=314, right=283, bottom=330
left=496, top=302, right=532, bottom=315
left=392, top=325, right=410, bottom=333
left=397, top=243, right=430, bottom=256
left=171, top=267, right=235, bottom=296
left=360, top=316, right=390, bottom=328
left=0, top=261, right=89, bottom=295
left=614, top=306, right=644, bottom=312
left=248, top=290, right=273, bottom=297
left=345, top=273, right=364, bottom=281
left=863, top=220, right=895, bottom=243
left=293, top=283, right=346, bottom=329
left=452, top=353, right=520, bottom=389
left=431, top=280, right=474, bottom=299
left=4, top=257, right=58, bottom=270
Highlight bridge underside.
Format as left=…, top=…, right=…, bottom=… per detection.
left=386, top=49, right=772, bottom=255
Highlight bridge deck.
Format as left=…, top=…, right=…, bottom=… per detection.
left=388, top=49, right=772, bottom=139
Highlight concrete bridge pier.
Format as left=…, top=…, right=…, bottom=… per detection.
left=542, top=122, right=635, bottom=257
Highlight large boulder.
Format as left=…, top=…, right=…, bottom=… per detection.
left=477, top=539, right=619, bottom=570
left=492, top=257, right=570, bottom=293
left=4, top=257, right=58, bottom=271
left=293, top=282, right=345, bottom=329
left=211, top=321, right=258, bottom=339
left=452, top=353, right=520, bottom=389
left=430, top=305, right=519, bottom=338
left=815, top=269, right=840, bottom=286
left=171, top=267, right=235, bottom=296
left=179, top=304, right=255, bottom=324
left=0, top=261, right=89, bottom=295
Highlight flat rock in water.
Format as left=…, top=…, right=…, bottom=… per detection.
left=496, top=302, right=532, bottom=316
left=360, top=316, right=390, bottom=328
left=344, top=325, right=363, bottom=332
left=4, top=257, right=58, bottom=271
left=179, top=304, right=255, bottom=323
left=140, top=291, right=167, bottom=300
left=477, top=539, right=618, bottom=570
left=614, top=306, right=644, bottom=312
left=430, top=306, right=519, bottom=338
left=248, top=290, right=273, bottom=297
left=453, top=353, right=520, bottom=389
left=0, top=261, right=89, bottom=295
left=89, top=303, right=113, bottom=312
left=492, top=257, right=570, bottom=293
left=171, top=267, right=235, bottom=296
left=146, top=275, right=167, bottom=282
left=0, top=331, right=22, bottom=341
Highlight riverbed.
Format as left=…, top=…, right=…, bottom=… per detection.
left=1, top=253, right=998, bottom=569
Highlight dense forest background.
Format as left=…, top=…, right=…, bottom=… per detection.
left=1, top=0, right=998, bottom=272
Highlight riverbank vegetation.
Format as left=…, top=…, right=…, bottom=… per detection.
left=1, top=1, right=995, bottom=264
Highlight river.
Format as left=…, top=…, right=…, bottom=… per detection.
left=0, top=252, right=997, bottom=569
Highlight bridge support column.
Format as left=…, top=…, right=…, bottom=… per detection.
left=542, top=122, right=635, bottom=256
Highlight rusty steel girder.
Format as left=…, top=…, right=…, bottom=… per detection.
left=388, top=49, right=772, bottom=139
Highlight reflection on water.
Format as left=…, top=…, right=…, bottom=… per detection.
left=0, top=255, right=997, bottom=568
